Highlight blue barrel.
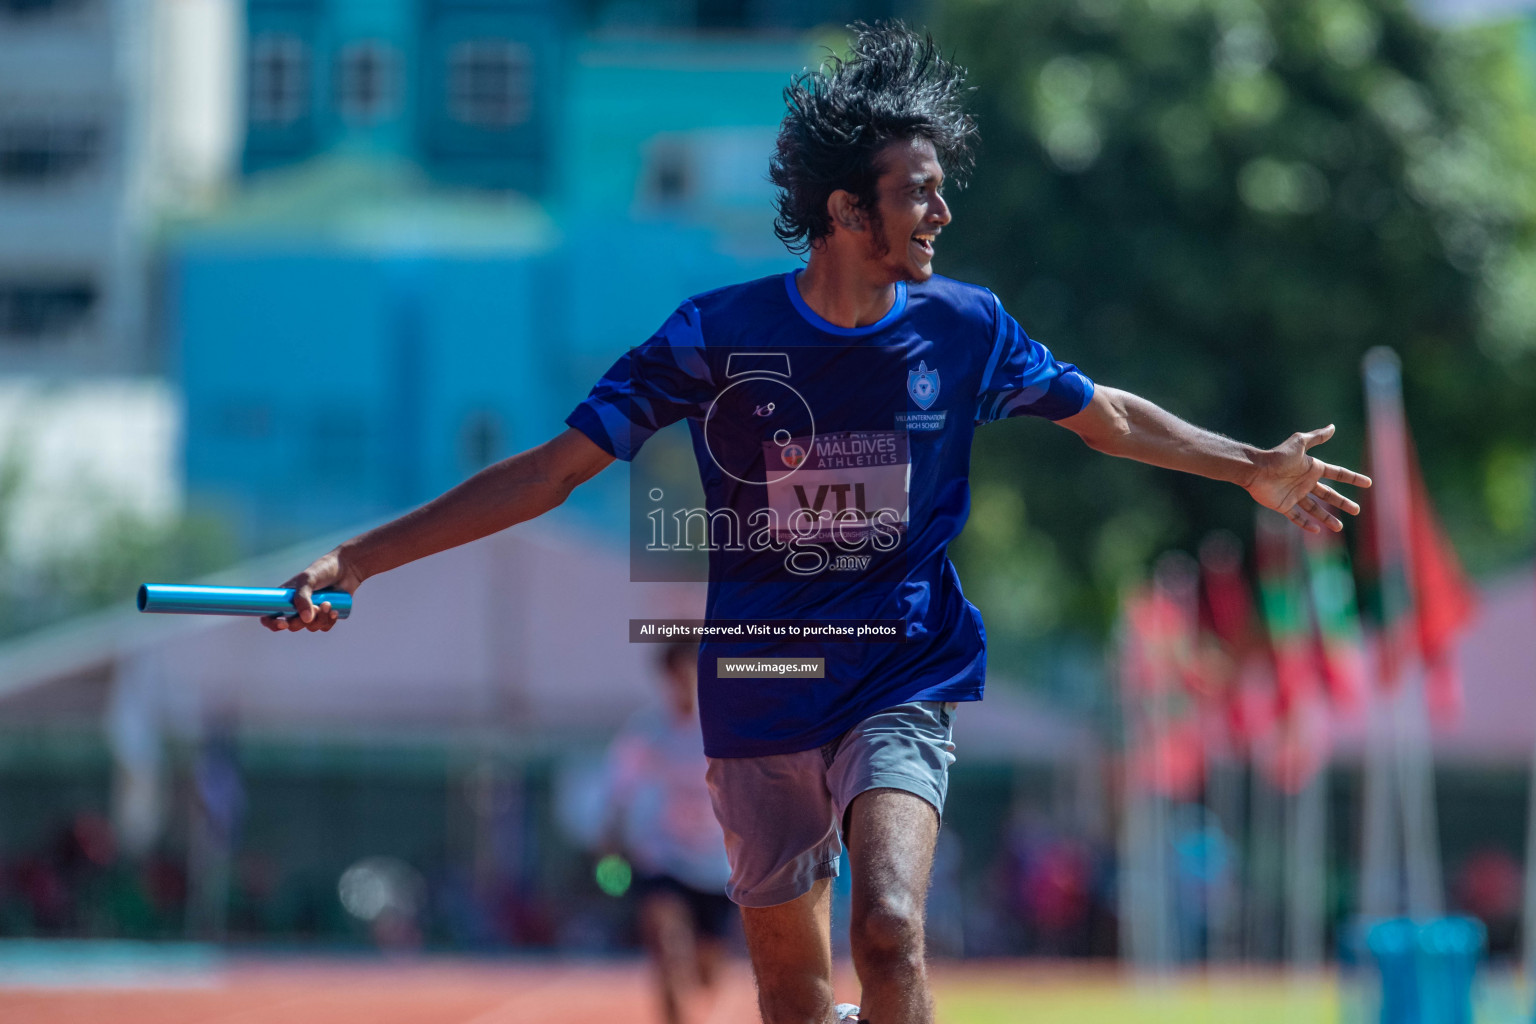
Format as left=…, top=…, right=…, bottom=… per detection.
left=137, top=584, right=353, bottom=619
left=1417, top=917, right=1482, bottom=1024
left=1367, top=918, right=1422, bottom=1024
left=1362, top=917, right=1485, bottom=1024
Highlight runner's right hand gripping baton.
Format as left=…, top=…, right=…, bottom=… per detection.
left=137, top=584, right=353, bottom=618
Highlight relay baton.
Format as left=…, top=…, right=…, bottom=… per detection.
left=137, top=584, right=353, bottom=619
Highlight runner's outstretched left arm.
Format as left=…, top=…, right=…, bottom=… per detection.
left=1055, top=385, right=1371, bottom=534
left=261, top=427, right=614, bottom=632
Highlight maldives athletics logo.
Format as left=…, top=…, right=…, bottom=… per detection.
left=907, top=361, right=940, bottom=411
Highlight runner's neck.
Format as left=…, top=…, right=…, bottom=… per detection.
left=795, top=254, right=902, bottom=329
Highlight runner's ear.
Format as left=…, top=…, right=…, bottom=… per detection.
left=828, top=190, right=864, bottom=233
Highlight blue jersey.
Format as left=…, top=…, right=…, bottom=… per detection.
left=568, top=272, right=1094, bottom=757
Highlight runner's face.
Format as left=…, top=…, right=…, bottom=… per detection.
left=869, top=138, right=950, bottom=282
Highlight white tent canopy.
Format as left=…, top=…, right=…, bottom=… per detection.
left=0, top=524, right=1099, bottom=760
left=0, top=526, right=700, bottom=741
left=1330, top=568, right=1536, bottom=766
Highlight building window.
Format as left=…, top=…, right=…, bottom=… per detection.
left=640, top=128, right=778, bottom=209
left=0, top=280, right=97, bottom=341
left=0, top=120, right=102, bottom=185
left=448, top=40, right=531, bottom=128
left=250, top=33, right=310, bottom=126
left=337, top=40, right=399, bottom=124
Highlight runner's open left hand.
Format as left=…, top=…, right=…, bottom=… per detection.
left=1245, top=425, right=1371, bottom=534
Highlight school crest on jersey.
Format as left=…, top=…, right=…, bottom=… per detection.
left=907, top=361, right=940, bottom=411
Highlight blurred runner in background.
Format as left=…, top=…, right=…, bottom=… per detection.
left=604, top=642, right=733, bottom=1024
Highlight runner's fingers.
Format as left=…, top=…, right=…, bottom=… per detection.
left=1300, top=424, right=1336, bottom=450
left=293, top=582, right=316, bottom=623
left=1284, top=506, right=1321, bottom=534
left=266, top=603, right=337, bottom=632
left=1319, top=462, right=1371, bottom=488
left=1302, top=495, right=1343, bottom=532
left=1312, top=482, right=1359, bottom=516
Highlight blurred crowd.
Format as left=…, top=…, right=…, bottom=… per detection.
left=0, top=802, right=1522, bottom=964
left=0, top=811, right=1115, bottom=959
left=0, top=813, right=187, bottom=940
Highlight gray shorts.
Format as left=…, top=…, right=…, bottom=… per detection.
left=704, top=701, right=958, bottom=908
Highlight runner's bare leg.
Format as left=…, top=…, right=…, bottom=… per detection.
left=847, top=788, right=939, bottom=1024
left=740, top=878, right=836, bottom=1024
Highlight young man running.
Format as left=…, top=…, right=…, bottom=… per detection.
left=263, top=23, right=1369, bottom=1024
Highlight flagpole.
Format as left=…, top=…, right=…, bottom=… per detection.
left=1196, top=531, right=1250, bottom=966
left=1361, top=347, right=1444, bottom=920
left=1247, top=765, right=1284, bottom=961
left=1119, top=587, right=1172, bottom=973
left=1360, top=675, right=1400, bottom=917
left=1396, top=667, right=1444, bottom=917
left=1285, top=525, right=1330, bottom=973
left=1285, top=767, right=1328, bottom=970
left=1523, top=735, right=1536, bottom=984
left=1206, top=752, right=1241, bottom=964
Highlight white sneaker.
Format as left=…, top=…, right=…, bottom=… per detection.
left=834, top=1004, right=860, bottom=1022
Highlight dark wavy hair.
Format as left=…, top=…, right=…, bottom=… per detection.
left=769, top=22, right=977, bottom=255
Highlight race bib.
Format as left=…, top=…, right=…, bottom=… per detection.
left=763, top=430, right=909, bottom=543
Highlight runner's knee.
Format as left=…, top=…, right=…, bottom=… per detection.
left=851, top=892, right=924, bottom=966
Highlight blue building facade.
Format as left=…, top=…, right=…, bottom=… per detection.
left=175, top=16, right=812, bottom=550
left=243, top=0, right=562, bottom=193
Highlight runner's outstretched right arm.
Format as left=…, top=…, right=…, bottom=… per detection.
left=260, top=427, right=614, bottom=633
left=1056, top=385, right=1369, bottom=534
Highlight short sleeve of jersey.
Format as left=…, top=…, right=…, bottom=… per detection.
left=566, top=301, right=714, bottom=461
left=976, top=292, right=1094, bottom=423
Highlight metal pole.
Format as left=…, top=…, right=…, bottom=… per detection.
left=1286, top=769, right=1328, bottom=969
left=1359, top=346, right=1448, bottom=920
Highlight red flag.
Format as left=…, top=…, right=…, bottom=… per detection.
left=1251, top=693, right=1331, bottom=794
left=1359, top=351, right=1417, bottom=687
left=1302, top=531, right=1368, bottom=715
left=1121, top=557, right=1199, bottom=697
left=1256, top=512, right=1323, bottom=712
left=1407, top=453, right=1475, bottom=719
left=1254, top=512, right=1333, bottom=790
left=1196, top=532, right=1262, bottom=756
left=1118, top=556, right=1205, bottom=799
left=1126, top=718, right=1205, bottom=799
left=1359, top=348, right=1476, bottom=722
left=1226, top=658, right=1281, bottom=751
left=1199, top=532, right=1255, bottom=653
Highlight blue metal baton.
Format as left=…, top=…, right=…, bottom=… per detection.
left=137, top=584, right=353, bottom=619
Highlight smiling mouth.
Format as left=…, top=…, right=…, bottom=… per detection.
left=912, top=232, right=937, bottom=257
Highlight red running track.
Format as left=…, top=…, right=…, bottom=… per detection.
left=0, top=958, right=811, bottom=1024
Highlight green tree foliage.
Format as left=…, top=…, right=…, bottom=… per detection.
left=935, top=0, right=1536, bottom=647
left=0, top=444, right=235, bottom=642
